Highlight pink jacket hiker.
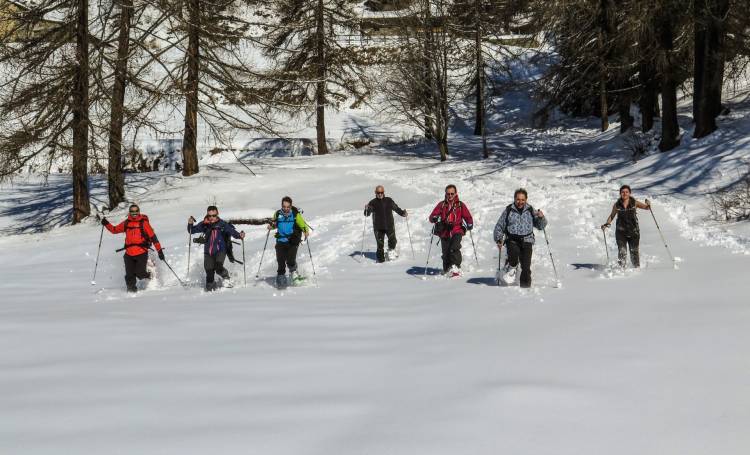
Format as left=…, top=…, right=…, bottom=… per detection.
left=428, top=195, right=474, bottom=238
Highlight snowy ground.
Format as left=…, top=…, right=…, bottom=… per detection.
left=2, top=93, right=750, bottom=453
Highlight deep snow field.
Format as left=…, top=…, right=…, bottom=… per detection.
left=2, top=92, right=750, bottom=453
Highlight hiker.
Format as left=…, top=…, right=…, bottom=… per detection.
left=493, top=188, right=547, bottom=288
left=601, top=185, right=650, bottom=267
left=188, top=206, right=245, bottom=291
left=428, top=184, right=474, bottom=276
left=102, top=203, right=165, bottom=293
left=364, top=185, right=408, bottom=262
left=267, top=196, right=310, bottom=288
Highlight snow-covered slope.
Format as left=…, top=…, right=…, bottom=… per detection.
left=2, top=103, right=750, bottom=453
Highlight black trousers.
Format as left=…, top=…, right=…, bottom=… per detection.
left=616, top=231, right=640, bottom=267
left=374, top=228, right=397, bottom=262
left=204, top=251, right=229, bottom=284
left=275, top=242, right=299, bottom=275
left=440, top=234, right=463, bottom=272
left=124, top=252, right=149, bottom=292
left=506, top=238, right=533, bottom=288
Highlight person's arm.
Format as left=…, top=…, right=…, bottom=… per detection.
left=636, top=199, right=651, bottom=210
left=364, top=199, right=374, bottom=217
left=189, top=220, right=204, bottom=234
left=295, top=213, right=310, bottom=239
left=493, top=210, right=508, bottom=245
left=391, top=199, right=407, bottom=217
left=226, top=222, right=245, bottom=240
left=428, top=203, right=441, bottom=223
left=462, top=203, right=474, bottom=230
left=105, top=219, right=125, bottom=234
left=144, top=221, right=163, bottom=252
left=533, top=209, right=547, bottom=230
left=602, top=204, right=617, bottom=229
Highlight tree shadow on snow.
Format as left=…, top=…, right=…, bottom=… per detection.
left=406, top=265, right=443, bottom=276
left=570, top=263, right=607, bottom=271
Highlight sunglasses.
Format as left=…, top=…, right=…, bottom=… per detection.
left=207, top=214, right=218, bottom=219
left=376, top=191, right=384, bottom=195
left=446, top=192, right=456, bottom=196
left=129, top=210, right=139, bottom=215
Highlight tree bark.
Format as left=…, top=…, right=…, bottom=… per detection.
left=107, top=0, right=132, bottom=209
left=694, top=0, right=728, bottom=138
left=658, top=13, right=680, bottom=152
left=181, top=0, right=200, bottom=176
left=599, top=72, right=609, bottom=132
left=72, top=0, right=90, bottom=223
left=639, top=57, right=658, bottom=132
left=473, top=0, right=485, bottom=138
left=618, top=93, right=633, bottom=133
left=315, top=0, right=328, bottom=155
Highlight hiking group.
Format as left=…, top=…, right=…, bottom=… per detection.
left=96, top=183, right=662, bottom=292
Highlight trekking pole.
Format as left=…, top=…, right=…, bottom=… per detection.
left=242, top=238, right=247, bottom=287
left=162, top=258, right=187, bottom=287
left=423, top=228, right=435, bottom=278
left=647, top=200, right=676, bottom=268
left=305, top=238, right=318, bottom=286
left=405, top=216, right=416, bottom=259
left=91, top=225, right=105, bottom=285
left=468, top=229, right=480, bottom=266
left=360, top=216, right=367, bottom=261
left=601, top=227, right=610, bottom=263
left=542, top=228, right=561, bottom=288
left=186, top=231, right=192, bottom=280
left=256, top=229, right=271, bottom=279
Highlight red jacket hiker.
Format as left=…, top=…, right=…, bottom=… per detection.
left=428, top=194, right=474, bottom=238
left=105, top=214, right=163, bottom=257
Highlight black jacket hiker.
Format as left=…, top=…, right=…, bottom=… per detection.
left=365, top=197, right=406, bottom=263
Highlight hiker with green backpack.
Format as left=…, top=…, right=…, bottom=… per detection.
left=267, top=196, right=310, bottom=289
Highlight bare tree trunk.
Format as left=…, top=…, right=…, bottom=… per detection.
left=658, top=13, right=680, bottom=151
left=315, top=0, right=328, bottom=155
left=694, top=0, right=728, bottom=138
left=181, top=0, right=200, bottom=176
left=107, top=0, right=132, bottom=209
left=473, top=0, right=484, bottom=137
left=619, top=93, right=633, bottom=133
left=599, top=72, right=609, bottom=132
left=693, top=0, right=707, bottom=123
left=639, top=57, right=657, bottom=132
left=72, top=0, right=90, bottom=223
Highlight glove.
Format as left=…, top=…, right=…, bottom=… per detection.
left=430, top=216, right=439, bottom=223
left=101, top=217, right=109, bottom=226
left=157, top=250, right=165, bottom=261
left=466, top=223, right=473, bottom=231
left=188, top=216, right=196, bottom=224
left=601, top=223, right=610, bottom=229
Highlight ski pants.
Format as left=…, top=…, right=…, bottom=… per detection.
left=440, top=234, right=463, bottom=272
left=275, top=242, right=299, bottom=275
left=124, top=252, right=150, bottom=292
left=374, top=227, right=397, bottom=262
left=616, top=231, right=640, bottom=268
left=204, top=251, right=229, bottom=284
left=505, top=237, right=533, bottom=288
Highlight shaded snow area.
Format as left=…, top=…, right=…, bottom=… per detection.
left=2, top=110, right=750, bottom=453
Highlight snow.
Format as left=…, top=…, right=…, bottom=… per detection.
left=2, top=63, right=750, bottom=454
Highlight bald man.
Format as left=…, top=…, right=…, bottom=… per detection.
left=364, top=186, right=407, bottom=263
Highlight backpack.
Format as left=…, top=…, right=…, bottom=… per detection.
left=274, top=206, right=303, bottom=245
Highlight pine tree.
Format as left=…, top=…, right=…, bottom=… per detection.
left=263, top=0, right=366, bottom=155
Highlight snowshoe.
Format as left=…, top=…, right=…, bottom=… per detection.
left=448, top=265, right=462, bottom=279
left=497, top=265, right=518, bottom=286
left=275, top=274, right=288, bottom=290
left=386, top=248, right=399, bottom=261
left=290, top=271, right=306, bottom=285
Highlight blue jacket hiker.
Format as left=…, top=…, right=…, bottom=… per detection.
left=268, top=196, right=309, bottom=289
left=188, top=205, right=245, bottom=291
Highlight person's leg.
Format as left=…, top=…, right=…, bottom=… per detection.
left=440, top=237, right=450, bottom=272
left=375, top=229, right=386, bottom=262
left=505, top=239, right=521, bottom=268
left=133, top=253, right=149, bottom=280
left=615, top=231, right=628, bottom=267
left=449, top=234, right=463, bottom=269
left=629, top=235, right=640, bottom=268
left=215, top=251, right=229, bottom=279
left=275, top=243, right=287, bottom=275
left=386, top=227, right=397, bottom=250
left=124, top=254, right=137, bottom=292
left=286, top=243, right=299, bottom=273
left=519, top=242, right=534, bottom=288
left=204, top=253, right=217, bottom=287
